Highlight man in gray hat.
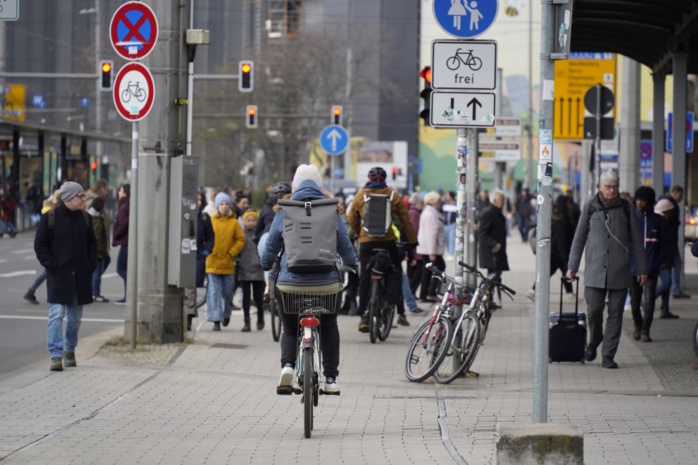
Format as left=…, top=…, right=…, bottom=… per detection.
left=34, top=181, right=97, bottom=371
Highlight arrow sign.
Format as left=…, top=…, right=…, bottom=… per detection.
left=319, top=125, right=348, bottom=156
left=430, top=91, right=495, bottom=128
left=467, top=97, right=482, bottom=120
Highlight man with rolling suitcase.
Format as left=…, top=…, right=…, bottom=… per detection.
left=566, top=171, right=647, bottom=369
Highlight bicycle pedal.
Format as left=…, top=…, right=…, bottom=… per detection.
left=319, top=389, right=340, bottom=396
left=276, top=386, right=293, bottom=395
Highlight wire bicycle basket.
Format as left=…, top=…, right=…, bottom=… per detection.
left=276, top=283, right=343, bottom=315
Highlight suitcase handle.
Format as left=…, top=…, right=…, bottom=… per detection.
left=560, top=277, right=579, bottom=317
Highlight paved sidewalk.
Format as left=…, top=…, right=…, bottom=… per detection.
left=1, top=241, right=697, bottom=464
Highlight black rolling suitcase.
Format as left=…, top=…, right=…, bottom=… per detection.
left=549, top=277, right=587, bottom=363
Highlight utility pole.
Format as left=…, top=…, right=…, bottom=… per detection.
left=526, top=1, right=535, bottom=190
left=127, top=2, right=189, bottom=344
left=465, top=128, right=479, bottom=288
left=532, top=0, right=556, bottom=424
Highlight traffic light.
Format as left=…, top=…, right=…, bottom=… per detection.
left=392, top=167, right=397, bottom=181
left=331, top=105, right=343, bottom=125
left=419, top=66, right=432, bottom=126
left=99, top=60, right=113, bottom=91
left=246, top=105, right=258, bottom=129
left=239, top=60, right=254, bottom=92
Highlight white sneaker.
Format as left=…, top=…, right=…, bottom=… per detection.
left=526, top=289, right=535, bottom=302
left=278, top=366, right=294, bottom=388
left=324, top=376, right=340, bottom=394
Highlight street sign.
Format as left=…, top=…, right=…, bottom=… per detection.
left=431, top=40, right=497, bottom=90
left=554, top=53, right=616, bottom=139
left=319, top=125, right=349, bottom=156
left=110, top=1, right=159, bottom=60
left=667, top=112, right=694, bottom=153
left=0, top=0, right=19, bottom=21
left=639, top=140, right=652, bottom=186
left=113, top=62, right=155, bottom=121
left=430, top=91, right=495, bottom=127
left=494, top=116, right=522, bottom=136
left=432, top=0, right=498, bottom=39
left=583, top=117, right=614, bottom=140
left=554, top=0, right=573, bottom=56
left=478, top=140, right=521, bottom=162
left=583, top=85, right=614, bottom=116
left=3, top=84, right=25, bottom=121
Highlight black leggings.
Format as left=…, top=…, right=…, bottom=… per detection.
left=358, top=241, right=402, bottom=315
left=420, top=255, right=446, bottom=298
left=241, top=280, right=265, bottom=323
left=279, top=307, right=340, bottom=379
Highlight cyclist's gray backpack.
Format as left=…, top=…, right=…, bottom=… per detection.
left=277, top=198, right=339, bottom=273
left=362, top=191, right=395, bottom=237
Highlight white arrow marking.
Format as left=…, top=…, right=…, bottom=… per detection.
left=327, top=129, right=343, bottom=152
left=0, top=271, right=36, bottom=278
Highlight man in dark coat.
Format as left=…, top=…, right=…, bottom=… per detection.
left=478, top=189, right=509, bottom=278
left=34, top=182, right=97, bottom=372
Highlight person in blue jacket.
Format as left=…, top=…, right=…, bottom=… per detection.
left=261, top=164, right=357, bottom=394
left=630, top=186, right=669, bottom=343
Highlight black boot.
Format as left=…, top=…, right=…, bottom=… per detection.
left=187, top=314, right=194, bottom=331
left=24, top=289, right=39, bottom=305
left=241, top=319, right=251, bottom=332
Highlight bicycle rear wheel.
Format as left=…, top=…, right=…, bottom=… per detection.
left=378, top=303, right=395, bottom=341
left=303, top=347, right=313, bottom=438
left=404, top=314, right=452, bottom=382
left=435, top=313, right=481, bottom=384
left=271, top=296, right=281, bottom=342
left=368, top=282, right=380, bottom=343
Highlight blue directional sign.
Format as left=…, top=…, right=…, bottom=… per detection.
left=433, top=0, right=498, bottom=39
left=31, top=94, right=45, bottom=109
left=80, top=98, right=90, bottom=108
left=320, top=125, right=349, bottom=156
left=667, top=111, right=694, bottom=153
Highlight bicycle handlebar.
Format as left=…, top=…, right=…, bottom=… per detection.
left=458, top=261, right=517, bottom=297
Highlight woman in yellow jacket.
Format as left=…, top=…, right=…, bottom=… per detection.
left=203, top=192, right=245, bottom=331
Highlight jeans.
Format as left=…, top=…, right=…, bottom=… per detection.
left=92, top=259, right=105, bottom=297
left=630, top=275, right=658, bottom=332
left=47, top=293, right=82, bottom=358
left=655, top=267, right=672, bottom=309
left=206, top=273, right=235, bottom=322
left=0, top=219, right=17, bottom=237
left=444, top=223, right=456, bottom=256
left=30, top=268, right=47, bottom=292
left=402, top=271, right=418, bottom=312
left=116, top=246, right=128, bottom=298
left=516, top=215, right=529, bottom=243
left=671, top=253, right=682, bottom=296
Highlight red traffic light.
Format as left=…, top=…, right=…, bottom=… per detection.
left=420, top=66, right=432, bottom=84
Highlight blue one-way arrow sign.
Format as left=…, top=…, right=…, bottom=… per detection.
left=320, top=125, right=349, bottom=156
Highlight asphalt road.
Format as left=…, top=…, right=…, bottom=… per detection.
left=0, top=231, right=125, bottom=381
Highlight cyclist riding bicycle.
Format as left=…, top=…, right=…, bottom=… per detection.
left=348, top=166, right=418, bottom=333
left=261, top=165, right=357, bottom=394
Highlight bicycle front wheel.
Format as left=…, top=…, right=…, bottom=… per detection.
left=404, top=314, right=452, bottom=382
left=303, top=347, right=313, bottom=438
left=368, top=282, right=379, bottom=344
left=435, top=313, right=481, bottom=384
left=271, top=297, right=281, bottom=342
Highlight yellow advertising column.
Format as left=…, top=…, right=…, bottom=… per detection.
left=3, top=83, right=26, bottom=122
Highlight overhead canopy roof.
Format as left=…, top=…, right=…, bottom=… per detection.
left=571, top=0, right=698, bottom=74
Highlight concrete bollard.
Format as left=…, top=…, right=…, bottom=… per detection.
left=496, top=423, right=584, bottom=465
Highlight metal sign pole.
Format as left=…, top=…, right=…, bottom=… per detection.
left=595, top=84, right=602, bottom=184
left=127, top=121, right=139, bottom=349
left=456, top=129, right=467, bottom=283
left=465, top=128, right=479, bottom=288
left=532, top=0, right=555, bottom=424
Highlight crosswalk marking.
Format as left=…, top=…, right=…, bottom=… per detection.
left=0, top=271, right=36, bottom=278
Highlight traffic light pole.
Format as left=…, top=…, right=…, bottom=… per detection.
left=532, top=0, right=555, bottom=424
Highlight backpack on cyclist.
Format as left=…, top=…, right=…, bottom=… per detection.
left=362, top=191, right=395, bottom=237
left=277, top=198, right=339, bottom=273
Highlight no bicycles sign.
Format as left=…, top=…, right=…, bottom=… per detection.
left=113, top=62, right=155, bottom=121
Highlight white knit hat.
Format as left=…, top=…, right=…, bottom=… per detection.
left=292, top=164, right=324, bottom=192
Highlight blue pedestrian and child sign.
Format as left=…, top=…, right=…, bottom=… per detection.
left=319, top=125, right=349, bottom=156
left=433, top=0, right=498, bottom=39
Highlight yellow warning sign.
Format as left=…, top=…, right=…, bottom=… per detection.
left=554, top=53, right=616, bottom=140
left=3, top=83, right=26, bottom=122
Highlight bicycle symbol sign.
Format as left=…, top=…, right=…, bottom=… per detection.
left=109, top=1, right=159, bottom=60
left=113, top=62, right=155, bottom=122
left=431, top=40, right=497, bottom=91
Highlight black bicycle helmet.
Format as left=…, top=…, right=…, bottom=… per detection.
left=272, top=181, right=292, bottom=195
left=367, top=167, right=387, bottom=182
